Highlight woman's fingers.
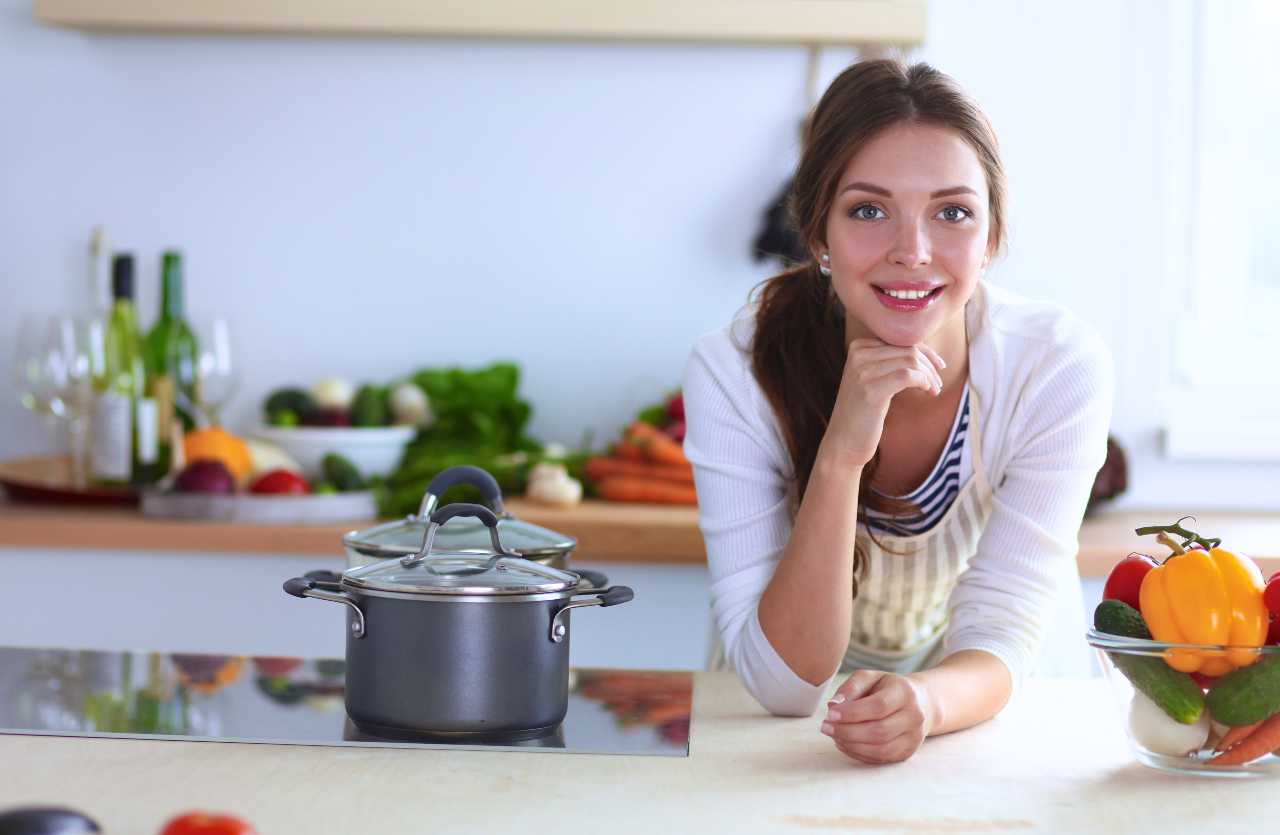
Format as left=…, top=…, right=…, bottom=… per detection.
left=849, top=342, right=945, bottom=393
left=826, top=712, right=912, bottom=745
left=858, top=356, right=941, bottom=396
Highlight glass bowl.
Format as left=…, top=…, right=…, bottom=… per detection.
left=1086, top=628, right=1280, bottom=778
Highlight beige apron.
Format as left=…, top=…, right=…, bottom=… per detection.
left=707, top=386, right=994, bottom=676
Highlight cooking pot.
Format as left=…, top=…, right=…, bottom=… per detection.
left=342, top=465, right=582, bottom=572
left=284, top=502, right=634, bottom=740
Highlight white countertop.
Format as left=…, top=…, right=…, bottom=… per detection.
left=0, top=673, right=1269, bottom=833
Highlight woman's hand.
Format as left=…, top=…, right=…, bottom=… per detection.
left=819, top=338, right=947, bottom=469
left=820, top=669, right=936, bottom=764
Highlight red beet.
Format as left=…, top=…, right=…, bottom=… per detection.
left=175, top=460, right=236, bottom=494
left=301, top=408, right=351, bottom=427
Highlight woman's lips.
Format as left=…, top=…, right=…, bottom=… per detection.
left=873, top=285, right=945, bottom=312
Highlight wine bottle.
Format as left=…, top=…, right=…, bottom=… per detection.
left=144, top=250, right=200, bottom=476
left=90, top=254, right=160, bottom=485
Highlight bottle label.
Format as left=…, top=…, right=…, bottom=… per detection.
left=136, top=397, right=159, bottom=466
left=90, top=392, right=131, bottom=481
left=150, top=375, right=175, bottom=446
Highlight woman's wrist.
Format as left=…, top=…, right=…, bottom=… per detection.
left=813, top=439, right=869, bottom=481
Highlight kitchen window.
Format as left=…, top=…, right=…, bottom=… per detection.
left=1163, top=0, right=1280, bottom=461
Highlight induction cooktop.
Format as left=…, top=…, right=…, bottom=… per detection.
left=0, top=646, right=691, bottom=757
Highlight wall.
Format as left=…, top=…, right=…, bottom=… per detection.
left=2, top=0, right=1276, bottom=509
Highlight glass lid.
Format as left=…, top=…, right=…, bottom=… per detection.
left=343, top=552, right=580, bottom=596
left=342, top=464, right=575, bottom=560
left=344, top=514, right=575, bottom=560
left=342, top=500, right=580, bottom=596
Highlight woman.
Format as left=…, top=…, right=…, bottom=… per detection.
left=682, top=59, right=1114, bottom=765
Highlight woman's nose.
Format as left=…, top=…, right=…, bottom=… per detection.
left=887, top=219, right=932, bottom=269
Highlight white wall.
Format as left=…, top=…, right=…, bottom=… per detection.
left=2, top=0, right=1276, bottom=509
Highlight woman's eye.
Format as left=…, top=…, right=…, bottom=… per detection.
left=938, top=205, right=972, bottom=223
left=849, top=203, right=885, bottom=221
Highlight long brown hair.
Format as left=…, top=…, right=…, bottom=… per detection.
left=750, top=59, right=1008, bottom=596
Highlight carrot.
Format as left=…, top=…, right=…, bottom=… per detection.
left=1206, top=713, right=1280, bottom=765
left=597, top=476, right=698, bottom=505
left=613, top=440, right=645, bottom=461
left=1214, top=721, right=1262, bottom=753
left=625, top=421, right=688, bottom=466
left=585, top=456, right=694, bottom=486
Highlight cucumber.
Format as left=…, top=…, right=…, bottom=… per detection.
left=1206, top=656, right=1280, bottom=726
left=350, top=385, right=389, bottom=427
left=322, top=453, right=365, bottom=492
left=1093, top=600, right=1205, bottom=724
left=1095, top=599, right=1152, bottom=639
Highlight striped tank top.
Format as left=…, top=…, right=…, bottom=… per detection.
left=863, top=385, right=971, bottom=536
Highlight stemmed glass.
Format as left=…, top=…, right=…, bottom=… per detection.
left=181, top=316, right=237, bottom=428
left=12, top=314, right=99, bottom=486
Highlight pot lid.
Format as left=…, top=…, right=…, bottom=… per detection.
left=343, top=552, right=581, bottom=597
left=342, top=464, right=575, bottom=560
left=343, top=501, right=580, bottom=596
left=344, top=514, right=574, bottom=560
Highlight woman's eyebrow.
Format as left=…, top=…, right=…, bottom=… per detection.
left=839, top=182, right=978, bottom=199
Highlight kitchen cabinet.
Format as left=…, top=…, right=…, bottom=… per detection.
left=0, top=671, right=1271, bottom=833
left=34, top=0, right=926, bottom=46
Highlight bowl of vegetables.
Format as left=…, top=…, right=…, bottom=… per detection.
left=253, top=377, right=428, bottom=479
left=1088, top=518, right=1280, bottom=777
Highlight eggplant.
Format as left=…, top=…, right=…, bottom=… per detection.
left=0, top=807, right=101, bottom=834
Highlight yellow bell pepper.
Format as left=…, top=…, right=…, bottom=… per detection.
left=1138, top=547, right=1267, bottom=674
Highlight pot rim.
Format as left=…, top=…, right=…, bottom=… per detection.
left=339, top=584, right=583, bottom=603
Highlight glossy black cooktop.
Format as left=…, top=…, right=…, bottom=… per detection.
left=0, top=646, right=691, bottom=757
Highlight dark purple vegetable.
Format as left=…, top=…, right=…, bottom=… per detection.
left=0, top=807, right=101, bottom=834
left=175, top=460, right=236, bottom=494
left=300, top=408, right=350, bottom=427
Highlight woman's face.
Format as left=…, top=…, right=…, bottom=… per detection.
left=820, top=121, right=993, bottom=348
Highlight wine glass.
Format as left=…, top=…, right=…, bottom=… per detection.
left=191, top=316, right=237, bottom=427
left=12, top=314, right=99, bottom=486
left=13, top=313, right=66, bottom=419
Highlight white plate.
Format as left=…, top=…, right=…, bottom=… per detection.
left=142, top=489, right=379, bottom=523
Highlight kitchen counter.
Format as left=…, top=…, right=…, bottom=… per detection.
left=2, top=497, right=1278, bottom=576
left=0, top=671, right=1269, bottom=833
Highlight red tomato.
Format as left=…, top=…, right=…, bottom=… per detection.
left=1264, top=573, right=1280, bottom=619
left=160, top=812, right=257, bottom=835
left=1267, top=613, right=1280, bottom=645
left=1190, top=671, right=1218, bottom=689
left=1102, top=553, right=1159, bottom=611
left=249, top=469, right=311, bottom=495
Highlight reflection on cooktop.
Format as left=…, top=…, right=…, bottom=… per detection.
left=0, top=646, right=691, bottom=757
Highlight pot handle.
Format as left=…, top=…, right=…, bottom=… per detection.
left=575, top=569, right=610, bottom=590
left=401, top=502, right=520, bottom=569
left=416, top=465, right=506, bottom=520
left=284, top=576, right=367, bottom=639
left=549, top=585, right=635, bottom=643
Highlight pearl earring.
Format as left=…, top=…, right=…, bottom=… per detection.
left=819, top=253, right=832, bottom=277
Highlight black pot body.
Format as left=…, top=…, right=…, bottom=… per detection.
left=342, top=590, right=572, bottom=739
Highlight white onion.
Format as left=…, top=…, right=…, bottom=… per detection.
left=1128, top=689, right=1209, bottom=756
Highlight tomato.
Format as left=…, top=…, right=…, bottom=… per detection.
left=1102, top=553, right=1159, bottom=611
left=1264, top=572, right=1280, bottom=619
left=160, top=812, right=257, bottom=835
left=1267, top=613, right=1280, bottom=645
left=249, top=469, right=311, bottom=495
left=1190, top=671, right=1218, bottom=689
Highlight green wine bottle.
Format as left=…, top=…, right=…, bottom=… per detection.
left=144, top=250, right=200, bottom=476
left=90, top=254, right=160, bottom=485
